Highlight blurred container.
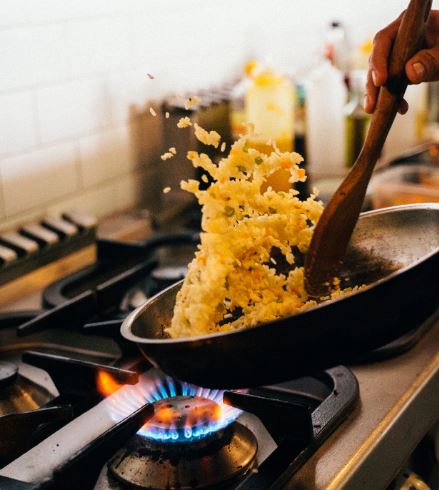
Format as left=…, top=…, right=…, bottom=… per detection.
left=370, top=164, right=439, bottom=209
left=344, top=70, right=371, bottom=168
left=324, top=21, right=350, bottom=75
left=384, top=83, right=428, bottom=161
left=161, top=87, right=232, bottom=203
left=244, top=63, right=295, bottom=192
left=230, top=61, right=255, bottom=140
left=305, top=61, right=347, bottom=178
left=245, top=66, right=295, bottom=151
left=294, top=82, right=308, bottom=198
left=351, top=39, right=373, bottom=71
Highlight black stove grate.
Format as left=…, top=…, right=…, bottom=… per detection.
left=0, top=351, right=140, bottom=467
left=0, top=364, right=358, bottom=490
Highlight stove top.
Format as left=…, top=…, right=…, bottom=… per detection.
left=0, top=211, right=437, bottom=489
left=0, top=351, right=358, bottom=490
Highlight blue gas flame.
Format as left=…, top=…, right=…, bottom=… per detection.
left=103, top=369, right=242, bottom=443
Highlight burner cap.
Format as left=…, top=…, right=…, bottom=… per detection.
left=0, top=362, right=18, bottom=389
left=144, top=396, right=222, bottom=442
left=108, top=422, right=257, bottom=489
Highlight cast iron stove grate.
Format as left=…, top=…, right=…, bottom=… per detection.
left=0, top=366, right=358, bottom=490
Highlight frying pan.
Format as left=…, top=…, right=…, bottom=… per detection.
left=121, top=204, right=439, bottom=388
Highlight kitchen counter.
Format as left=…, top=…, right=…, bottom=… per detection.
left=289, top=316, right=439, bottom=489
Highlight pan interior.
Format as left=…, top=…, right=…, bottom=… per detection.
left=130, top=206, right=439, bottom=342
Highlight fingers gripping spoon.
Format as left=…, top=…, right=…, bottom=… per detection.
left=304, top=0, right=432, bottom=297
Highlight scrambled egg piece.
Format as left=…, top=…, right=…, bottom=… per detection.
left=177, top=117, right=192, bottom=128
left=194, top=123, right=221, bottom=148
left=167, top=131, right=325, bottom=339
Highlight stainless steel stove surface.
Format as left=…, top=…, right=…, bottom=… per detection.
left=0, top=211, right=437, bottom=490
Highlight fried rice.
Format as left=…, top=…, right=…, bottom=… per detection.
left=167, top=124, right=327, bottom=339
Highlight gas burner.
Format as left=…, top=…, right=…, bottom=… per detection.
left=99, top=371, right=255, bottom=489
left=144, top=396, right=222, bottom=442
left=108, top=422, right=257, bottom=489
left=99, top=370, right=242, bottom=443
left=0, top=363, right=52, bottom=417
left=0, top=361, right=18, bottom=388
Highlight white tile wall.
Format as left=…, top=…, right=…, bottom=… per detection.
left=25, top=0, right=107, bottom=24
left=0, top=92, right=37, bottom=156
left=36, top=79, right=112, bottom=143
left=0, top=0, right=435, bottom=230
left=107, top=70, right=157, bottom=124
left=66, top=18, right=133, bottom=78
left=1, top=142, right=79, bottom=216
left=0, top=0, right=27, bottom=27
left=78, top=123, right=135, bottom=187
left=0, top=25, right=69, bottom=92
left=45, top=165, right=160, bottom=221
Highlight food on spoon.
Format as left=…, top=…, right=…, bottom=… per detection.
left=167, top=123, right=331, bottom=339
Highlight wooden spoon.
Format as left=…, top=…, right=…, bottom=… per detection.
left=304, top=0, right=432, bottom=297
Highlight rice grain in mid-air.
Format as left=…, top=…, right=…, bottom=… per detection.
left=149, top=107, right=157, bottom=117
left=184, top=96, right=201, bottom=110
left=162, top=186, right=171, bottom=194
left=177, top=117, right=192, bottom=128
left=160, top=152, right=174, bottom=161
left=194, top=123, right=221, bottom=148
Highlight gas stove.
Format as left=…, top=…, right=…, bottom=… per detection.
left=0, top=210, right=437, bottom=489
left=0, top=359, right=358, bottom=490
left=0, top=325, right=359, bottom=489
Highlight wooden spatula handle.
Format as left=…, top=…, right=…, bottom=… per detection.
left=357, top=0, right=432, bottom=172
left=304, top=0, right=431, bottom=297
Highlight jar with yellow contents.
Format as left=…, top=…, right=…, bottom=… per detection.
left=244, top=65, right=295, bottom=192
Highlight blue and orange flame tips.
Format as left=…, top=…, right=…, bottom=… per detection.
left=100, top=369, right=242, bottom=443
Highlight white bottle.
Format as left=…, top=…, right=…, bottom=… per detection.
left=305, top=61, right=347, bottom=178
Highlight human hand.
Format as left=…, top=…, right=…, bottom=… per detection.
left=365, top=10, right=439, bottom=115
